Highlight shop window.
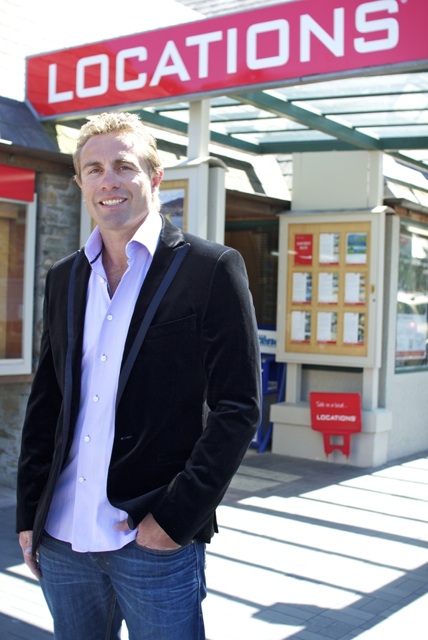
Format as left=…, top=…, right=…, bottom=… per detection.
left=395, top=220, right=428, bottom=370
left=0, top=163, right=36, bottom=375
left=225, top=219, right=279, bottom=327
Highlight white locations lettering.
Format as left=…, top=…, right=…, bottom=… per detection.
left=150, top=40, right=190, bottom=86
left=301, top=9, right=345, bottom=62
left=116, top=47, right=147, bottom=91
left=76, top=54, right=109, bottom=98
left=48, top=64, right=73, bottom=103
left=186, top=31, right=223, bottom=78
left=226, top=28, right=238, bottom=74
left=355, top=0, right=399, bottom=53
left=316, top=414, right=357, bottom=421
left=247, top=20, right=289, bottom=70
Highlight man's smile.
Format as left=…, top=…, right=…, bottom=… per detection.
left=100, top=198, right=127, bottom=206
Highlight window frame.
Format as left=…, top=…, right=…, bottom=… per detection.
left=0, top=196, right=36, bottom=375
left=395, top=219, right=428, bottom=372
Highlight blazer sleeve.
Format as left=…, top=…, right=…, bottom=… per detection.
left=151, top=247, right=262, bottom=545
left=16, top=269, right=64, bottom=532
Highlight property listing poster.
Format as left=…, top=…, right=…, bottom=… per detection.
left=285, top=220, right=371, bottom=359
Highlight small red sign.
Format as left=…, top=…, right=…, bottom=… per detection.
left=294, top=234, right=313, bottom=265
left=310, top=392, right=362, bottom=457
left=310, top=392, right=362, bottom=434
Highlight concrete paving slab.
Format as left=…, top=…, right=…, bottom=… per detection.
left=1, top=449, right=427, bottom=639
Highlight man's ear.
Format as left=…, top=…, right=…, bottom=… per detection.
left=74, top=174, right=82, bottom=188
left=151, top=169, right=164, bottom=191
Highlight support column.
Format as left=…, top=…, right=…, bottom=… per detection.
left=183, top=99, right=226, bottom=242
left=187, top=100, right=210, bottom=160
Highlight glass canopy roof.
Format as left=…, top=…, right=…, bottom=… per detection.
left=116, top=69, right=427, bottom=172
left=61, top=67, right=428, bottom=175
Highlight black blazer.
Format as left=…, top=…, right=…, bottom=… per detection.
left=16, top=217, right=261, bottom=550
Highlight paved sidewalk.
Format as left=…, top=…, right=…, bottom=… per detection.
left=1, top=449, right=427, bottom=639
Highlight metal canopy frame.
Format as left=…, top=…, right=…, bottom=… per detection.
left=58, top=64, right=428, bottom=173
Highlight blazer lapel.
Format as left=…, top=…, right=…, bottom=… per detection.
left=69, top=251, right=91, bottom=427
left=121, top=217, right=186, bottom=365
left=52, top=248, right=91, bottom=464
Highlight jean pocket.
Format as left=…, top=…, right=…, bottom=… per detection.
left=132, top=541, right=188, bottom=556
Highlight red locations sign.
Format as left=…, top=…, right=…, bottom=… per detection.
left=310, top=392, right=362, bottom=434
left=26, top=0, right=427, bottom=117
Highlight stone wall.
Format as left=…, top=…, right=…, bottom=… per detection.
left=0, top=172, right=81, bottom=488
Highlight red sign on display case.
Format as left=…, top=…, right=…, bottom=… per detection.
left=310, top=392, right=362, bottom=457
left=25, top=0, right=428, bottom=118
left=294, top=234, right=313, bottom=266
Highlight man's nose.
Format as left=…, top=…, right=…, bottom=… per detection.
left=100, top=167, right=119, bottom=188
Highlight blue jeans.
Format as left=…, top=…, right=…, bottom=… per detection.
left=39, top=533, right=206, bottom=640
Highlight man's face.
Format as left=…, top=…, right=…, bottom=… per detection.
left=76, top=131, right=163, bottom=235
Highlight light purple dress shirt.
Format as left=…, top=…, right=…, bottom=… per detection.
left=45, top=212, right=162, bottom=552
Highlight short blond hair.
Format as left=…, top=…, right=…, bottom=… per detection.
left=73, top=111, right=163, bottom=180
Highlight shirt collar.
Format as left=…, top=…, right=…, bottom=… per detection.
left=129, top=210, right=162, bottom=259
left=84, top=212, right=162, bottom=265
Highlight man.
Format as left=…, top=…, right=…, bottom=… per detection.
left=16, top=112, right=261, bottom=640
